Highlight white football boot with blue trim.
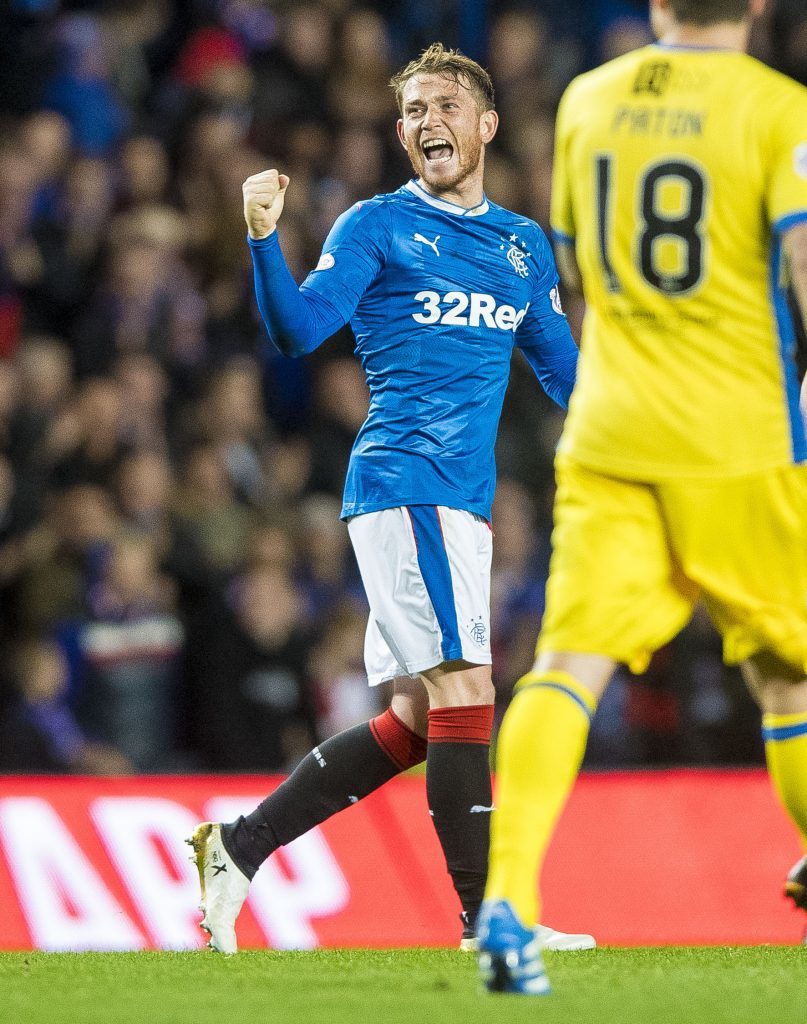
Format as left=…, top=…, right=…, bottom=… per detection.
left=477, top=899, right=551, bottom=995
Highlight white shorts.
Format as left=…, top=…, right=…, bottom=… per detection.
left=347, top=506, right=493, bottom=687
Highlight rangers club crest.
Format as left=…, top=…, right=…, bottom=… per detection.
left=500, top=233, right=531, bottom=278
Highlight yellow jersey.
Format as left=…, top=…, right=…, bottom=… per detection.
left=552, top=45, right=807, bottom=479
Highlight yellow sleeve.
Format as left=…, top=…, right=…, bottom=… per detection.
left=550, top=83, right=577, bottom=244
left=766, top=82, right=807, bottom=232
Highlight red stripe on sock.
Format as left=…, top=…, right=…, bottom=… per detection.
left=427, top=704, right=494, bottom=744
left=370, top=708, right=428, bottom=770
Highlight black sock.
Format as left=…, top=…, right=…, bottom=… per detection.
left=221, top=717, right=423, bottom=878
left=426, top=706, right=494, bottom=930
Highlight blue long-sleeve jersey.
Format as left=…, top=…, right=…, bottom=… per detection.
left=250, top=179, right=578, bottom=520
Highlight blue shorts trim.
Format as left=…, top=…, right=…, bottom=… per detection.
left=407, top=506, right=463, bottom=663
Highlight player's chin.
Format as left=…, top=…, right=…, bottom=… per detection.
left=420, top=156, right=462, bottom=190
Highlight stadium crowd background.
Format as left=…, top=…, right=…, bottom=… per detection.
left=0, top=0, right=804, bottom=774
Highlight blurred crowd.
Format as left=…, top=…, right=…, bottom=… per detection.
left=0, top=0, right=804, bottom=775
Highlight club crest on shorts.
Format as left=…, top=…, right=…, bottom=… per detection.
left=469, top=616, right=488, bottom=646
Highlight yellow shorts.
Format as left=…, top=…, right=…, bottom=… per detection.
left=538, top=458, right=807, bottom=675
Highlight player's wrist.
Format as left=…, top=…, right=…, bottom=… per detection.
left=247, top=225, right=277, bottom=242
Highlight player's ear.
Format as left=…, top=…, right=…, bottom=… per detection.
left=479, top=109, right=499, bottom=145
left=396, top=119, right=407, bottom=151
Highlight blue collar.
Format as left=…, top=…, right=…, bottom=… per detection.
left=652, top=41, right=735, bottom=52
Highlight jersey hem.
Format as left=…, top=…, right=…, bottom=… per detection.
left=341, top=498, right=492, bottom=522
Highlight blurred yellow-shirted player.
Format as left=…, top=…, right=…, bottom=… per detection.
left=478, top=0, right=807, bottom=996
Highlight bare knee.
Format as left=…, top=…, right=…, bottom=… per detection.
left=742, top=652, right=807, bottom=715
left=420, top=661, right=495, bottom=708
left=533, top=650, right=616, bottom=702
left=389, top=676, right=429, bottom=736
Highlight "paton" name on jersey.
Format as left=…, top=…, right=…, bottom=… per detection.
left=412, top=290, right=530, bottom=332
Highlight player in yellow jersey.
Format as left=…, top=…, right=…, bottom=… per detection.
left=477, top=0, right=807, bottom=995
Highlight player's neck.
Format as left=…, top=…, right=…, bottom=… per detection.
left=659, top=20, right=750, bottom=52
left=416, top=175, right=485, bottom=210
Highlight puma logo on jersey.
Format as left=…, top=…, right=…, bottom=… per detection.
left=470, top=805, right=495, bottom=814
left=414, top=232, right=441, bottom=256
left=412, top=290, right=530, bottom=332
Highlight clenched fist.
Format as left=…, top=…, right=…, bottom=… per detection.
left=243, top=169, right=290, bottom=240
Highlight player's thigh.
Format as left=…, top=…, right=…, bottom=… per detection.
left=347, top=505, right=492, bottom=680
left=362, top=614, right=408, bottom=688
left=538, top=459, right=698, bottom=674
left=663, top=465, right=807, bottom=674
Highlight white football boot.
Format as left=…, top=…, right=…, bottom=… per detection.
left=460, top=922, right=596, bottom=952
left=534, top=923, right=596, bottom=951
left=186, top=822, right=250, bottom=954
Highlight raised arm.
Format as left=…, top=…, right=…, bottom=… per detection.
left=243, top=170, right=344, bottom=357
left=243, top=171, right=389, bottom=358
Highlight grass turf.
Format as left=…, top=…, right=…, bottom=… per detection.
left=2, top=947, right=806, bottom=1024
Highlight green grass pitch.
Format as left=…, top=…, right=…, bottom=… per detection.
left=3, top=947, right=807, bottom=1024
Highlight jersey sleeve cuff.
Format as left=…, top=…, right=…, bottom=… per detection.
left=772, top=211, right=807, bottom=234
left=247, top=231, right=281, bottom=250
left=551, top=227, right=575, bottom=245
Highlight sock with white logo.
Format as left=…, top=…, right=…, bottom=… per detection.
left=426, top=704, right=495, bottom=932
left=221, top=709, right=427, bottom=878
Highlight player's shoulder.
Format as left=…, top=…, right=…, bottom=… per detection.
left=729, top=56, right=807, bottom=144
left=735, top=53, right=807, bottom=97
left=737, top=55, right=807, bottom=122
left=561, top=45, right=657, bottom=106
left=336, top=191, right=396, bottom=225
left=328, top=191, right=398, bottom=244
left=484, top=200, right=555, bottom=275
left=486, top=200, right=550, bottom=248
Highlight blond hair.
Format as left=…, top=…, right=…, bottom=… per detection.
left=390, top=43, right=495, bottom=114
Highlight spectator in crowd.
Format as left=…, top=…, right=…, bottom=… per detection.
left=189, top=564, right=318, bottom=770
left=311, top=600, right=384, bottom=738
left=72, top=531, right=184, bottom=771
left=0, top=636, right=132, bottom=773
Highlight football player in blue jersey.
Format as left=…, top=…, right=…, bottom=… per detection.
left=187, top=43, right=591, bottom=956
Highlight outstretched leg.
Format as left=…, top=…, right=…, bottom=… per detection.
left=189, top=677, right=428, bottom=952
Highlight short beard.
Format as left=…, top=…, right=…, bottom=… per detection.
left=406, top=134, right=483, bottom=195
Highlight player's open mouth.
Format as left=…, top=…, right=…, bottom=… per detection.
left=422, top=138, right=454, bottom=163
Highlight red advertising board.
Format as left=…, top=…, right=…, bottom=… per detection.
left=0, top=771, right=803, bottom=951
